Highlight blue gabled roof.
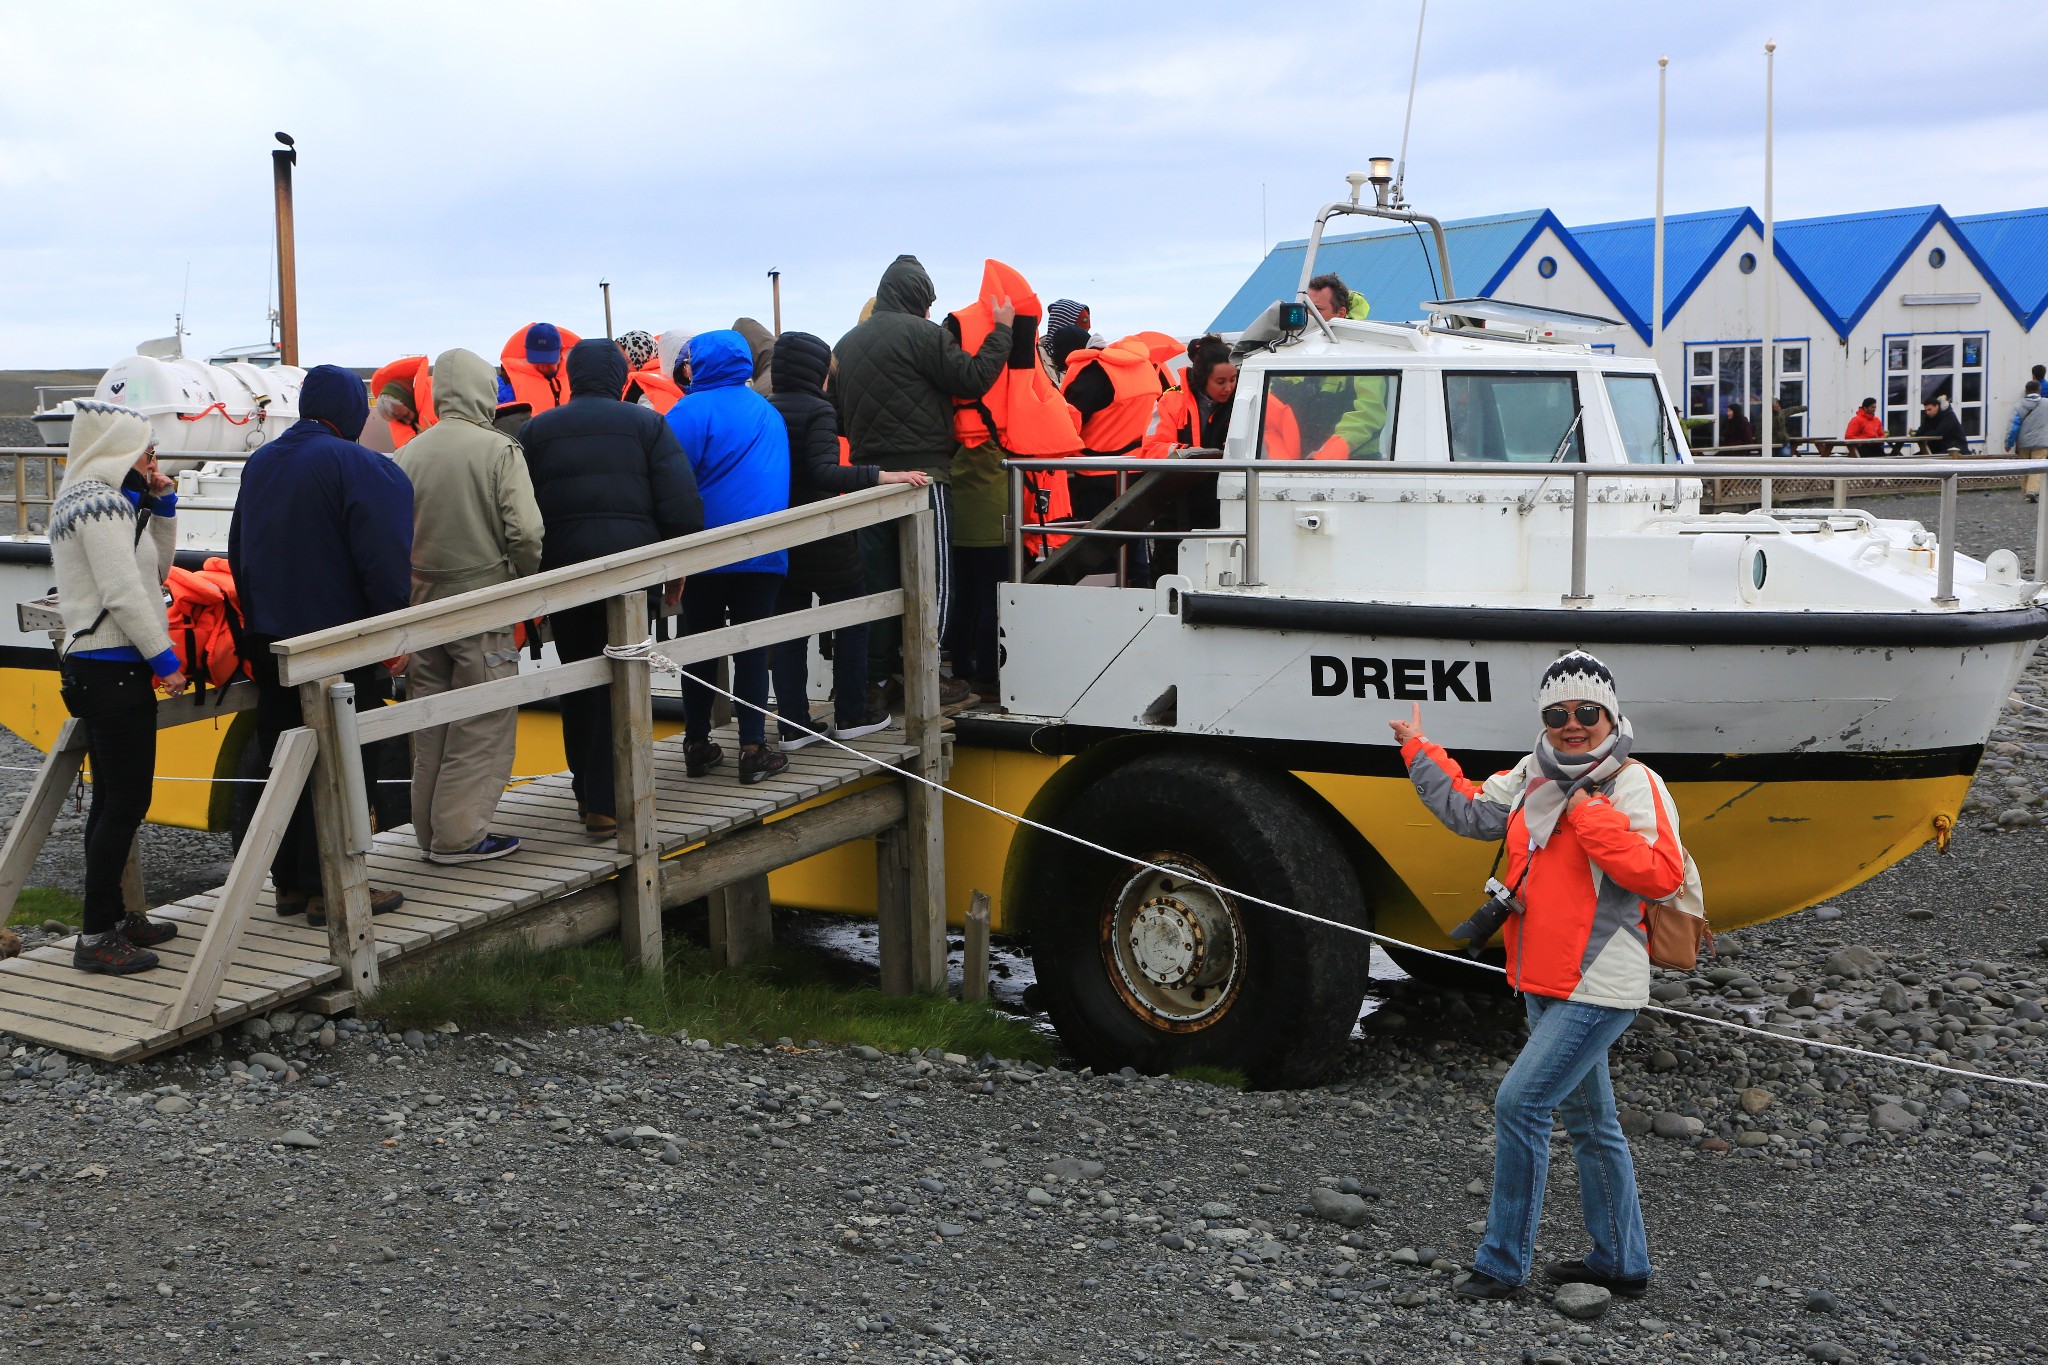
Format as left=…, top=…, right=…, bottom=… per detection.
left=1768, top=205, right=1949, bottom=338
left=1953, top=208, right=2048, bottom=329
left=1208, top=210, right=1569, bottom=333
left=1566, top=208, right=1760, bottom=337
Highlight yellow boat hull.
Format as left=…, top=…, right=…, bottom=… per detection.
left=0, top=665, right=1960, bottom=945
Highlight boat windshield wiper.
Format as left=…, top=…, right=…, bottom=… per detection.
left=1518, top=408, right=1584, bottom=515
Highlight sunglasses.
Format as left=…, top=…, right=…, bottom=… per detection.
left=1542, top=703, right=1607, bottom=729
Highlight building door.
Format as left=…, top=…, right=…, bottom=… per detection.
left=1884, top=334, right=1987, bottom=442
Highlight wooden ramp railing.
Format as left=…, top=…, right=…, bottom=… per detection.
left=0, top=482, right=950, bottom=1060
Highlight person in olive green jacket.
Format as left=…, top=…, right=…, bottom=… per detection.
left=393, top=347, right=545, bottom=865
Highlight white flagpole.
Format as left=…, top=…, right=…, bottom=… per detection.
left=1761, top=39, right=1778, bottom=468
left=1653, top=55, right=1668, bottom=356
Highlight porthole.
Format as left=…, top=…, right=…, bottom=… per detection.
left=1927, top=246, right=1947, bottom=269
left=1751, top=547, right=1769, bottom=591
left=1537, top=255, right=1558, bottom=279
left=1738, top=253, right=1757, bottom=274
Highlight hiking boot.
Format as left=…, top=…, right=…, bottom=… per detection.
left=738, top=745, right=790, bottom=785
left=868, top=677, right=903, bottom=716
left=582, top=812, right=617, bottom=837
left=1451, top=1268, right=1523, bottom=1301
left=1544, top=1258, right=1650, bottom=1299
left=276, top=890, right=312, bottom=919
left=684, top=741, right=724, bottom=778
left=426, top=834, right=520, bottom=866
left=836, top=706, right=893, bottom=742
left=74, top=929, right=158, bottom=976
left=780, top=715, right=831, bottom=751
left=305, top=887, right=404, bottom=928
left=938, top=675, right=973, bottom=709
left=120, top=913, right=179, bottom=948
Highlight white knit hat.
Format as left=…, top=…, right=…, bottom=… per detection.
left=61, top=399, right=153, bottom=493
left=1537, top=649, right=1620, bottom=719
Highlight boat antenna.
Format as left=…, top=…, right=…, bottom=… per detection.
left=1392, top=0, right=1427, bottom=209
left=178, top=262, right=191, bottom=359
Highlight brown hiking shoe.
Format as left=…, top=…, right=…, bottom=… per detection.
left=74, top=930, right=159, bottom=976
left=276, top=890, right=311, bottom=919
left=684, top=741, right=724, bottom=778
left=582, top=812, right=617, bottom=837
left=304, top=887, right=404, bottom=927
left=120, top=914, right=179, bottom=948
left=738, top=745, right=790, bottom=785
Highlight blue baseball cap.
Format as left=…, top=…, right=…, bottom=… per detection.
left=525, top=322, right=562, bottom=366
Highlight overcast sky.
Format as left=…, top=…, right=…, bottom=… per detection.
left=4, top=1, right=2043, bottom=369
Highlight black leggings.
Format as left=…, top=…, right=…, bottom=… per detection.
left=59, top=660, right=158, bottom=934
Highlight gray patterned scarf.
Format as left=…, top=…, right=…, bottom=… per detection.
left=1521, top=715, right=1634, bottom=850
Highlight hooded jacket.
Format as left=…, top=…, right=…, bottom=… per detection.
left=50, top=400, right=180, bottom=673
left=769, top=331, right=880, bottom=587
left=393, top=348, right=544, bottom=604
left=665, top=331, right=790, bottom=576
left=832, top=255, right=1012, bottom=478
left=1403, top=738, right=1686, bottom=1009
left=732, top=317, right=775, bottom=396
left=228, top=364, right=414, bottom=641
left=519, top=339, right=704, bottom=570
left=2006, top=393, right=2048, bottom=450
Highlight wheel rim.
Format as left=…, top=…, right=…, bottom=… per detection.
left=1099, top=852, right=1246, bottom=1032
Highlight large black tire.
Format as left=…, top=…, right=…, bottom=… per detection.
left=1023, top=747, right=1371, bottom=1089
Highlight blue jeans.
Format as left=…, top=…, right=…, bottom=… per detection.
left=1474, top=994, right=1650, bottom=1287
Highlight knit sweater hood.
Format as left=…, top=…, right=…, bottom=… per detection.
left=50, top=400, right=178, bottom=670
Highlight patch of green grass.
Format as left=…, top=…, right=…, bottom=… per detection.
left=371, top=938, right=1055, bottom=1062
left=7, top=887, right=81, bottom=929
left=1173, top=1064, right=1248, bottom=1091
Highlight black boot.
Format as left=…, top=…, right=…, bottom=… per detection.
left=74, top=929, right=159, bottom=976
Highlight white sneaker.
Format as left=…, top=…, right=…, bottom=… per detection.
left=781, top=717, right=832, bottom=751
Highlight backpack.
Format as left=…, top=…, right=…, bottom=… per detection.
left=162, top=556, right=249, bottom=696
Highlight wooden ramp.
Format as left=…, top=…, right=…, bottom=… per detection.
left=0, top=723, right=914, bottom=1063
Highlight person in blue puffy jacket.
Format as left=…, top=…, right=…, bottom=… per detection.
left=666, top=330, right=793, bottom=784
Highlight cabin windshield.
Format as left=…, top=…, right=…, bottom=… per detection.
left=1444, top=371, right=1583, bottom=462
left=1256, top=371, right=1401, bottom=461
left=1604, top=372, right=1683, bottom=464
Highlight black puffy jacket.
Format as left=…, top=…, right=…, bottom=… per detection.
left=519, top=340, right=704, bottom=570
left=832, top=255, right=1011, bottom=479
left=770, top=331, right=880, bottom=589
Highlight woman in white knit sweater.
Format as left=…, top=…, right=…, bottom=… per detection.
left=51, top=401, right=189, bottom=975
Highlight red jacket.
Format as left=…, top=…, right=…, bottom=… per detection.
left=1844, top=409, right=1884, bottom=442
left=1403, top=737, right=1686, bottom=1007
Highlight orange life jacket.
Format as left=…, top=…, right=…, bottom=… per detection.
left=1144, top=381, right=1299, bottom=459
left=948, top=261, right=1084, bottom=457
left=161, top=557, right=249, bottom=695
left=368, top=355, right=436, bottom=448
left=1061, top=334, right=1172, bottom=456
left=499, top=324, right=582, bottom=415
left=626, top=359, right=682, bottom=414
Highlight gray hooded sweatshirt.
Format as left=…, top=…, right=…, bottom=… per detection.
left=394, top=348, right=544, bottom=603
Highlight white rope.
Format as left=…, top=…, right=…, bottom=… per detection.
left=2010, top=692, right=2048, bottom=717
left=602, top=637, right=2048, bottom=1093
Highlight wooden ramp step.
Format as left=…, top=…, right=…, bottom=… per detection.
left=0, top=724, right=914, bottom=1063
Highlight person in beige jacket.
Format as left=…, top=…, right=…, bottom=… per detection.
left=394, top=348, right=544, bottom=864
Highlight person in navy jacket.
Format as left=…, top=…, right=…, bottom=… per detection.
left=228, top=363, right=414, bottom=925
left=666, top=330, right=792, bottom=785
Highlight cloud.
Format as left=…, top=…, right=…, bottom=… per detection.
left=2, top=0, right=2041, bottom=367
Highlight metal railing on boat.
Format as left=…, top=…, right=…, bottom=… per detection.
left=1004, top=454, right=2048, bottom=611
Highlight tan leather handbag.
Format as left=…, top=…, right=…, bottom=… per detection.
left=1645, top=851, right=1710, bottom=971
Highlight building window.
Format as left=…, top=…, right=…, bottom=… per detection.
left=1738, top=253, right=1757, bottom=274
left=1884, top=332, right=1987, bottom=441
left=1537, top=255, right=1558, bottom=279
left=1682, top=342, right=1806, bottom=448
left=1444, top=372, right=1582, bottom=462
left=1927, top=246, right=1947, bottom=269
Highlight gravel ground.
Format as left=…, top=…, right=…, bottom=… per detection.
left=1, top=491, right=2043, bottom=1364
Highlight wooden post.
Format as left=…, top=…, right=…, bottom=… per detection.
left=120, top=837, right=146, bottom=917
left=961, top=890, right=991, bottom=1004
left=895, top=502, right=947, bottom=994
left=606, top=591, right=662, bottom=973
left=707, top=873, right=773, bottom=969
left=873, top=824, right=910, bottom=996
left=300, top=678, right=379, bottom=999
left=0, top=718, right=86, bottom=924
left=160, top=729, right=318, bottom=1029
